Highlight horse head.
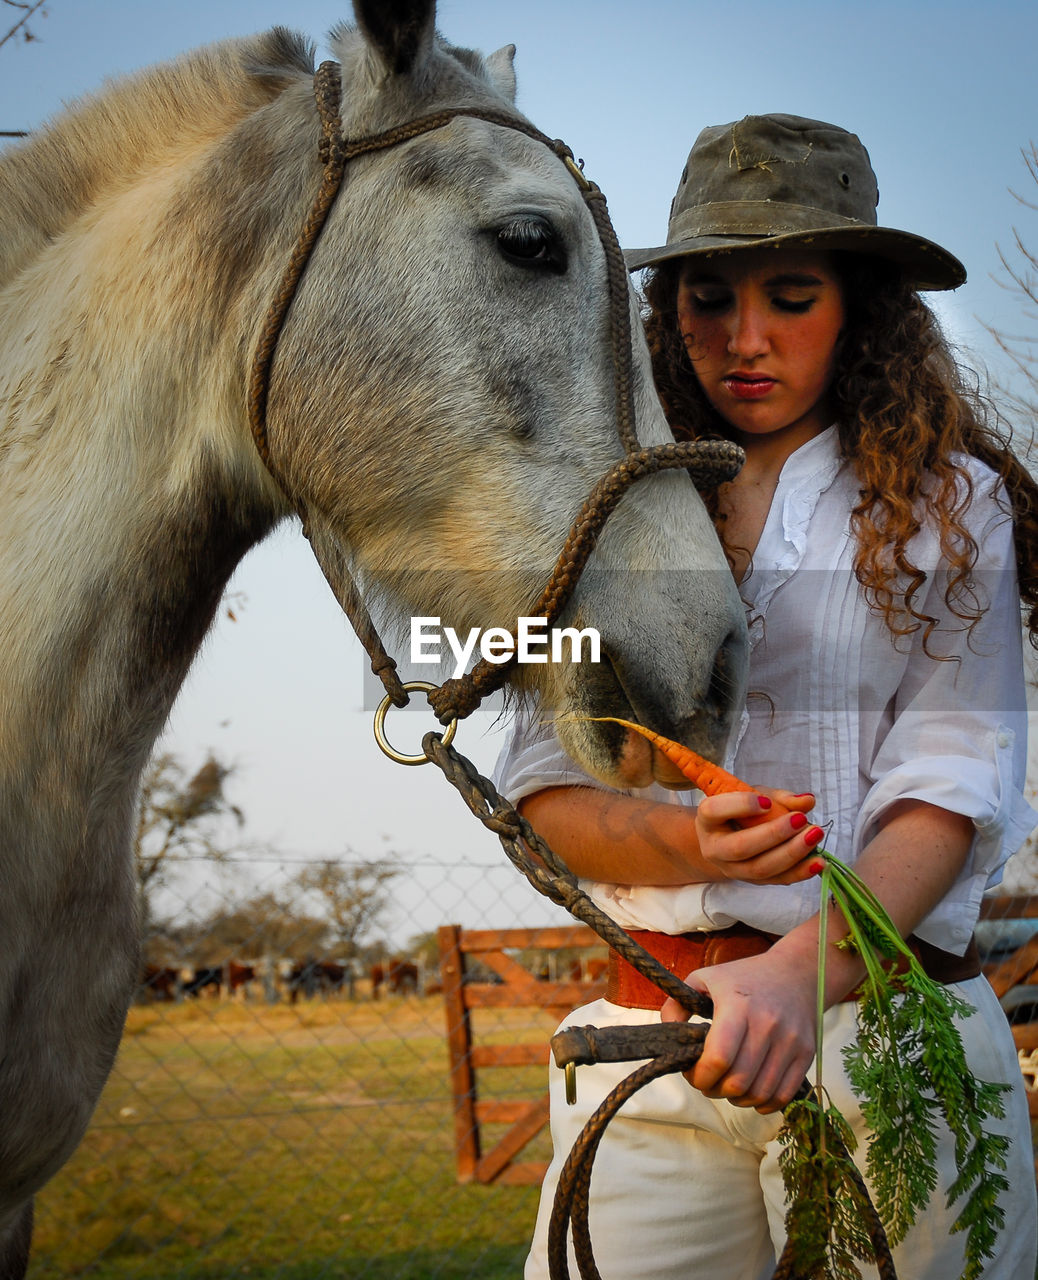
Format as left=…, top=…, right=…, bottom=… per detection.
left=260, top=0, right=748, bottom=785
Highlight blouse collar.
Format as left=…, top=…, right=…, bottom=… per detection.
left=741, top=423, right=845, bottom=616
left=774, top=421, right=843, bottom=489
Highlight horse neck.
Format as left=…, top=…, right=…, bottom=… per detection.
left=0, top=421, right=277, bottom=811
left=0, top=92, right=315, bottom=802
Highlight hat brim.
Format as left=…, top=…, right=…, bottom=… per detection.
left=624, top=225, right=966, bottom=292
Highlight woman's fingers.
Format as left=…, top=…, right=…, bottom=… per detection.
left=738, top=830, right=826, bottom=885
left=697, top=790, right=814, bottom=828
left=697, top=791, right=776, bottom=826
left=696, top=795, right=826, bottom=883
left=766, top=789, right=816, bottom=815
left=695, top=789, right=814, bottom=820
left=692, top=1017, right=798, bottom=1107
left=664, top=971, right=749, bottom=1095
left=664, top=964, right=816, bottom=1113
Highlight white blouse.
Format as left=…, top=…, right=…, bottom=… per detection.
left=493, top=425, right=1037, bottom=956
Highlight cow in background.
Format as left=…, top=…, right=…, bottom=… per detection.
left=371, top=957, right=419, bottom=998
left=286, top=959, right=348, bottom=1003
left=227, top=961, right=256, bottom=998
left=139, top=966, right=179, bottom=1002
left=182, top=967, right=223, bottom=998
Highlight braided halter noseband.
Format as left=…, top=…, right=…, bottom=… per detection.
left=247, top=61, right=743, bottom=724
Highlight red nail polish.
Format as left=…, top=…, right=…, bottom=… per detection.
left=809, top=859, right=826, bottom=876
left=804, top=826, right=824, bottom=847
left=757, top=795, right=772, bottom=810
left=790, top=812, right=808, bottom=830
left=794, top=793, right=815, bottom=800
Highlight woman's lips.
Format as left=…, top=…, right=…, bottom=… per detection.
left=724, top=374, right=777, bottom=400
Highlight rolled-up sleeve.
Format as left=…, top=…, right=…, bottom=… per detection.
left=854, top=478, right=1037, bottom=952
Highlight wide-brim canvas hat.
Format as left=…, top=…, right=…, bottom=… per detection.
left=625, top=114, right=966, bottom=291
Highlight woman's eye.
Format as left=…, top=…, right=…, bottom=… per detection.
left=772, top=296, right=815, bottom=314
left=496, top=218, right=567, bottom=273
left=688, top=292, right=731, bottom=314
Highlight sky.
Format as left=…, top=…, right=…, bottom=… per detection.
left=2, top=0, right=1037, bottom=943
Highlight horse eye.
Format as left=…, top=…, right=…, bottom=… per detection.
left=496, top=218, right=566, bottom=273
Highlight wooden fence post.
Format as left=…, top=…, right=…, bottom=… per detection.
left=438, top=924, right=480, bottom=1182
left=436, top=924, right=606, bottom=1185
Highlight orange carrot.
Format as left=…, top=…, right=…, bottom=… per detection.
left=586, top=716, right=794, bottom=828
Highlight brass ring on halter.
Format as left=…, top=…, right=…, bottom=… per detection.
left=373, top=680, right=458, bottom=765
left=562, top=153, right=592, bottom=191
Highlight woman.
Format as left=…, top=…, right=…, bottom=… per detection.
left=495, top=114, right=1038, bottom=1279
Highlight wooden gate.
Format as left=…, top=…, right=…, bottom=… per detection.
left=439, top=899, right=1038, bottom=1185
left=980, top=895, right=1038, bottom=1124
left=437, top=924, right=606, bottom=1185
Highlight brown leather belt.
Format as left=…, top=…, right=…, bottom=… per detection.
left=606, top=924, right=983, bottom=1010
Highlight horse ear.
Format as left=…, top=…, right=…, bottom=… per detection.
left=353, top=0, right=436, bottom=76
left=484, top=44, right=517, bottom=102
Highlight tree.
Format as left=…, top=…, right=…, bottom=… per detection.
left=1, top=0, right=47, bottom=52
left=988, top=142, right=1038, bottom=429
left=291, top=855, right=400, bottom=960
left=1, top=0, right=49, bottom=138
left=985, top=142, right=1038, bottom=892
left=174, top=891, right=330, bottom=964
left=134, top=752, right=244, bottom=939
left=406, top=929, right=442, bottom=966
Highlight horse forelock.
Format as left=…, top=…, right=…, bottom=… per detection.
left=0, top=27, right=315, bottom=289
left=328, top=22, right=519, bottom=121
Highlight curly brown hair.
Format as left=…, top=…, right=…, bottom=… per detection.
left=642, top=253, right=1038, bottom=650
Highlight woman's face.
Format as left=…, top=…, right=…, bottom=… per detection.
left=676, top=248, right=846, bottom=444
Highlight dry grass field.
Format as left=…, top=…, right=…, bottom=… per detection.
left=25, top=986, right=1038, bottom=1279
left=29, top=994, right=558, bottom=1280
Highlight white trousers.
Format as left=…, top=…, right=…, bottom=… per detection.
left=525, top=977, right=1037, bottom=1280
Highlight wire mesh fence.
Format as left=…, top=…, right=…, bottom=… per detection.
left=29, top=849, right=581, bottom=1280
left=26, top=838, right=1038, bottom=1279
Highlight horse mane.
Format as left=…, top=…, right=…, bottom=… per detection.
left=0, top=27, right=315, bottom=289
left=0, top=22, right=516, bottom=294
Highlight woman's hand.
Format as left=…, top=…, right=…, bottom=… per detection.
left=662, top=799, right=975, bottom=1114
left=518, top=784, right=822, bottom=888
left=661, top=945, right=819, bottom=1113
left=695, top=789, right=822, bottom=885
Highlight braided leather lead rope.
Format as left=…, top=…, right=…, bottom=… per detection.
left=422, top=732, right=713, bottom=1013
left=246, top=61, right=743, bottom=722
left=422, top=732, right=898, bottom=1280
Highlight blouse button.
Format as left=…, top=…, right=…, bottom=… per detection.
left=996, top=730, right=1010, bottom=749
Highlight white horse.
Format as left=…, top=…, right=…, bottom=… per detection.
left=0, top=1, right=746, bottom=1271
